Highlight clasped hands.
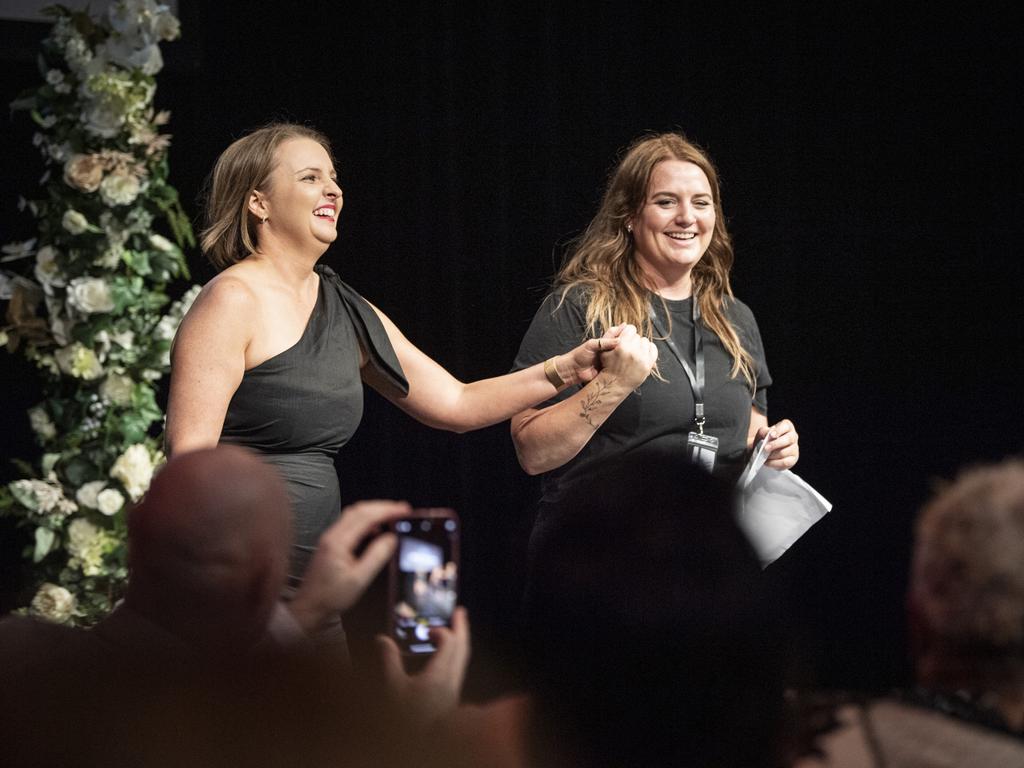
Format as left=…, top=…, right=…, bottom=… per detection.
left=554, top=323, right=658, bottom=389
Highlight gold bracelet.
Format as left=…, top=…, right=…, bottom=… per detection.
left=543, top=356, right=566, bottom=388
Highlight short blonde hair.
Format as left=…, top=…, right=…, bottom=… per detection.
left=200, top=123, right=334, bottom=271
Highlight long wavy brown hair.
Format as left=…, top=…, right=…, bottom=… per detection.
left=556, top=132, right=755, bottom=389
left=200, top=123, right=334, bottom=271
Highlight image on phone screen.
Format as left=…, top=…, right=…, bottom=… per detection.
left=390, top=514, right=458, bottom=655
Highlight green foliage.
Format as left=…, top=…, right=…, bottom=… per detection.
left=0, top=2, right=198, bottom=626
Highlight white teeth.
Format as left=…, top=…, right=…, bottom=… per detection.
left=313, top=207, right=334, bottom=217
left=667, top=232, right=695, bottom=240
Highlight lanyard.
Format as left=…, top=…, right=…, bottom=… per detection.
left=649, top=293, right=707, bottom=434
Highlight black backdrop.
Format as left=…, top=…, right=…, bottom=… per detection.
left=2, top=2, right=1021, bottom=695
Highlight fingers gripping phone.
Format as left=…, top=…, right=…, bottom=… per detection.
left=388, top=508, right=459, bottom=655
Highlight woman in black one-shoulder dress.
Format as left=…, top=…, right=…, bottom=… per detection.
left=166, top=123, right=614, bottom=584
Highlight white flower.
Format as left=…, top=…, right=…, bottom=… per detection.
left=68, top=517, right=99, bottom=548
left=149, top=233, right=175, bottom=252
left=100, top=372, right=134, bottom=405
left=62, top=209, right=90, bottom=235
left=96, top=488, right=125, bottom=516
left=64, top=34, right=93, bottom=74
left=28, top=406, right=57, bottom=441
left=54, top=343, right=104, bottom=380
left=67, top=277, right=115, bottom=315
left=154, top=12, right=180, bottom=41
left=1, top=238, right=37, bottom=262
left=128, top=43, right=163, bottom=76
left=54, top=82, right=71, bottom=95
left=30, top=583, right=75, bottom=623
left=96, top=242, right=125, bottom=269
left=9, top=478, right=66, bottom=515
left=99, top=171, right=142, bottom=207
left=34, top=246, right=67, bottom=289
left=66, top=518, right=107, bottom=576
left=81, top=102, right=124, bottom=139
left=110, top=443, right=154, bottom=501
left=75, top=480, right=108, bottom=509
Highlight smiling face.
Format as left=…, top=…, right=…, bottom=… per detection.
left=250, top=137, right=343, bottom=255
left=629, top=159, right=715, bottom=298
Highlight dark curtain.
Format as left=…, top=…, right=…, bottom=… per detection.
left=1, top=1, right=1020, bottom=694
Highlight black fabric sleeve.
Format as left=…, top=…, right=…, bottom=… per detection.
left=728, top=298, right=772, bottom=415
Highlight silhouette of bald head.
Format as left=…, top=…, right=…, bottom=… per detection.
left=126, top=445, right=292, bottom=655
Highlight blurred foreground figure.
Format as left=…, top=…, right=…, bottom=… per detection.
left=800, top=458, right=1024, bottom=767
left=0, top=445, right=470, bottom=767
left=449, top=451, right=792, bottom=768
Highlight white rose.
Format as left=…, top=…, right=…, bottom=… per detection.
left=81, top=102, right=124, bottom=139
left=99, top=171, right=142, bottom=207
left=128, top=44, right=164, bottom=76
left=110, top=443, right=154, bottom=501
left=96, top=488, right=125, bottom=516
left=54, top=343, right=104, bottom=380
left=46, top=69, right=64, bottom=86
left=67, top=277, right=115, bottom=315
left=96, top=242, right=125, bottom=269
left=34, top=246, right=67, bottom=290
left=28, top=406, right=57, bottom=441
left=61, top=209, right=89, bottom=235
left=30, top=583, right=75, bottom=623
left=100, top=373, right=134, bottom=405
left=75, top=481, right=107, bottom=509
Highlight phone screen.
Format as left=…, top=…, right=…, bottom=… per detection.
left=389, top=510, right=459, bottom=655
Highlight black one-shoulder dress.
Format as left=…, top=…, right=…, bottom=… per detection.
left=220, top=265, right=408, bottom=582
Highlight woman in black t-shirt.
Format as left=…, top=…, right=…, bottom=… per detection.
left=511, top=132, right=800, bottom=503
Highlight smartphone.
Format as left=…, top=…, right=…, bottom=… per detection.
left=387, top=508, right=460, bottom=655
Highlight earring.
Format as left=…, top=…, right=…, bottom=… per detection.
left=626, top=223, right=633, bottom=233
left=261, top=215, right=268, bottom=225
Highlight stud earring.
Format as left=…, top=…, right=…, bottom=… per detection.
left=626, top=223, right=633, bottom=233
left=261, top=215, right=268, bottom=224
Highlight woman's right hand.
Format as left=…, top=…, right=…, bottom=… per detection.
left=597, top=324, right=658, bottom=389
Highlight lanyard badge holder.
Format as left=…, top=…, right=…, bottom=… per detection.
left=651, top=294, right=719, bottom=473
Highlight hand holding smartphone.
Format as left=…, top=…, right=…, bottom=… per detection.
left=387, top=508, right=460, bottom=655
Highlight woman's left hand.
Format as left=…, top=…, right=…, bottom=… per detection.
left=755, top=419, right=799, bottom=470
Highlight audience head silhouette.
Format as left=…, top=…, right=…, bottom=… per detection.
left=525, top=451, right=789, bottom=767
left=125, top=444, right=291, bottom=656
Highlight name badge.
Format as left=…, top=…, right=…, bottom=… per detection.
left=686, top=431, right=719, bottom=473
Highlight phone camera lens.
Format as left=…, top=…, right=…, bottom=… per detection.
left=444, top=520, right=456, bottom=531
left=396, top=521, right=412, bottom=533
left=419, top=520, right=431, bottom=532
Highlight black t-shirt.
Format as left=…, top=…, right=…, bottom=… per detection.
left=512, top=288, right=772, bottom=498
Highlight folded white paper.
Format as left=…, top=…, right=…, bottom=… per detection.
left=735, top=468, right=832, bottom=567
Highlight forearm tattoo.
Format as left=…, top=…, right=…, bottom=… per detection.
left=579, top=377, right=616, bottom=428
